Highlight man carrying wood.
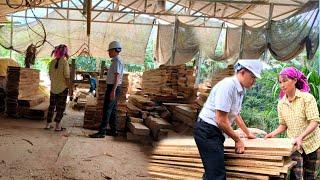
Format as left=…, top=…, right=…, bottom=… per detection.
left=90, top=41, right=124, bottom=138
left=194, top=59, right=263, bottom=180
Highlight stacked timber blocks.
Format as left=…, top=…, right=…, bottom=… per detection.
left=166, top=104, right=197, bottom=127
left=83, top=76, right=129, bottom=132
left=195, top=65, right=235, bottom=109
left=117, top=73, right=129, bottom=132
left=5, top=67, right=48, bottom=119
left=83, top=96, right=99, bottom=130
left=126, top=95, right=172, bottom=143
left=0, top=85, right=5, bottom=112
left=83, top=79, right=106, bottom=130
left=149, top=138, right=296, bottom=179
left=142, top=64, right=196, bottom=103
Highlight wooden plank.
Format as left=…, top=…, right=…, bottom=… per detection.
left=155, top=138, right=294, bottom=156
left=226, top=166, right=280, bottom=176
left=224, top=138, right=293, bottom=151
left=224, top=149, right=293, bottom=156
left=149, top=163, right=203, bottom=173
left=224, top=153, right=283, bottom=161
left=128, top=122, right=150, bottom=136
left=148, top=171, right=197, bottom=180
left=129, top=117, right=143, bottom=123
left=148, top=164, right=202, bottom=178
left=227, top=172, right=269, bottom=180
left=225, top=158, right=284, bottom=167
left=149, top=159, right=203, bottom=168
left=152, top=149, right=200, bottom=157
left=151, top=155, right=202, bottom=163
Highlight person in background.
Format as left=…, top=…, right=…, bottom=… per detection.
left=89, top=41, right=124, bottom=138
left=82, top=73, right=97, bottom=96
left=265, top=67, right=320, bottom=180
left=194, top=59, right=263, bottom=180
left=45, top=44, right=72, bottom=131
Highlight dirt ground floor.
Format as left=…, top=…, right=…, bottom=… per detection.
left=0, top=106, right=151, bottom=180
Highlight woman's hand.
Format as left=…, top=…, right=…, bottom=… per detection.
left=292, top=136, right=303, bottom=150
left=264, top=132, right=275, bottom=138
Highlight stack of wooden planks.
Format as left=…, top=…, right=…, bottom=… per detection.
left=117, top=74, right=129, bottom=132
left=119, top=73, right=129, bottom=103
left=194, top=81, right=211, bottom=109
left=5, top=67, right=48, bottom=119
left=166, top=104, right=197, bottom=127
left=83, top=95, right=99, bottom=130
left=126, top=95, right=173, bottom=142
left=83, top=78, right=106, bottom=130
left=142, top=64, right=196, bottom=102
left=116, top=103, right=127, bottom=132
left=194, top=65, right=235, bottom=109
left=0, top=87, right=5, bottom=112
left=128, top=95, right=155, bottom=111
left=149, top=138, right=296, bottom=180
left=211, top=65, right=235, bottom=86
left=83, top=77, right=128, bottom=132
left=128, top=72, right=142, bottom=94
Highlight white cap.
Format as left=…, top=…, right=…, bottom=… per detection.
left=236, top=59, right=263, bottom=78
left=108, top=41, right=122, bottom=51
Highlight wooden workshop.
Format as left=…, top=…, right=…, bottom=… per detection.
left=0, top=0, right=319, bottom=179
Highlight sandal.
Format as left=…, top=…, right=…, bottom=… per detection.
left=44, top=124, right=53, bottom=130
left=54, top=127, right=66, bottom=132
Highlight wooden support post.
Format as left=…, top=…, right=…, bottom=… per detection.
left=100, top=60, right=106, bottom=78
left=238, top=19, right=245, bottom=59
left=195, top=51, right=202, bottom=86
left=264, top=3, right=274, bottom=62
left=70, top=58, right=76, bottom=99
left=86, top=0, right=92, bottom=36
left=71, top=58, right=76, bottom=81
left=9, top=15, right=13, bottom=59
left=171, top=16, right=179, bottom=65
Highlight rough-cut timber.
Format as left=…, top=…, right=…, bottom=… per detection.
left=149, top=138, right=296, bottom=179
left=142, top=64, right=196, bottom=103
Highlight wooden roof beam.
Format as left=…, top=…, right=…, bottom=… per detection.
left=166, top=0, right=181, bottom=13
left=197, top=0, right=302, bottom=6
left=251, top=7, right=300, bottom=27
left=191, top=2, right=212, bottom=15
left=92, top=2, right=112, bottom=21
left=86, top=0, right=92, bottom=36
left=221, top=3, right=267, bottom=20
left=107, top=0, right=122, bottom=22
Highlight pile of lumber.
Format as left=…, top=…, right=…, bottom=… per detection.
left=83, top=78, right=128, bottom=132
left=128, top=72, right=142, bottom=94
left=72, top=89, right=89, bottom=110
left=142, top=64, right=196, bottom=102
left=166, top=104, right=197, bottom=127
left=5, top=67, right=48, bottom=119
left=116, top=74, right=129, bottom=132
left=211, top=65, right=235, bottom=86
left=149, top=138, right=296, bottom=179
left=119, top=73, right=129, bottom=103
left=194, top=65, right=234, bottom=109
left=0, top=76, right=5, bottom=89
left=83, top=96, right=99, bottom=130
left=0, top=87, right=5, bottom=112
left=83, top=78, right=106, bottom=130
left=194, top=81, right=211, bottom=109
left=126, top=95, right=173, bottom=142
left=116, top=103, right=127, bottom=132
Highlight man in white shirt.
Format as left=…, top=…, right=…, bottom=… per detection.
left=90, top=41, right=124, bottom=138
left=194, top=59, right=263, bottom=180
